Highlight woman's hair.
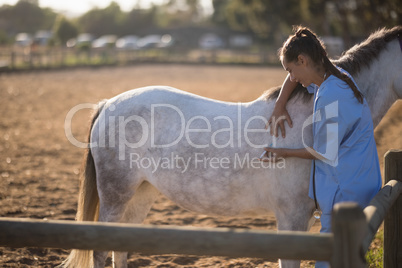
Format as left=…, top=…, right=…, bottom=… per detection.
left=279, top=26, right=363, bottom=103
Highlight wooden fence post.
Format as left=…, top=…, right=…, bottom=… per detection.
left=331, top=202, right=367, bottom=268
left=10, top=51, right=15, bottom=69
left=384, top=150, right=402, bottom=268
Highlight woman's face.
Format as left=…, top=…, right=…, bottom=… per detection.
left=281, top=55, right=314, bottom=87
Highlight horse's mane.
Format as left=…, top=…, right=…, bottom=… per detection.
left=262, top=26, right=402, bottom=102
left=260, top=83, right=311, bottom=102
left=335, top=26, right=402, bottom=76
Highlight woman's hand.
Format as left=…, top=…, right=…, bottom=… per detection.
left=259, top=147, right=318, bottom=162
left=265, top=74, right=298, bottom=138
left=259, top=147, right=288, bottom=162
left=266, top=104, right=293, bottom=138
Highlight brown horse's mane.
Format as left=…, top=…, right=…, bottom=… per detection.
left=262, top=26, right=402, bottom=102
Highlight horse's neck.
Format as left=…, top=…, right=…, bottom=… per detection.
left=354, top=40, right=400, bottom=128
left=357, top=72, right=398, bottom=128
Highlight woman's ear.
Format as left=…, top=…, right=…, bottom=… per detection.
left=297, top=54, right=306, bottom=66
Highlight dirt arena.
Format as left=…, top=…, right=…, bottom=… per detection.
left=0, top=64, right=401, bottom=267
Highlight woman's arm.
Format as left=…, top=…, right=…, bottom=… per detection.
left=266, top=74, right=299, bottom=138
left=260, top=146, right=327, bottom=162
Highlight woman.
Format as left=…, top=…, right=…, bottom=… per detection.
left=262, top=26, right=381, bottom=256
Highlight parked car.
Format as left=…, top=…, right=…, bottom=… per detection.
left=115, top=35, right=139, bottom=50
left=92, top=35, right=117, bottom=49
left=34, top=30, right=53, bottom=46
left=199, top=33, right=225, bottom=49
left=137, top=34, right=173, bottom=49
left=66, top=33, right=94, bottom=48
left=229, top=34, right=253, bottom=49
left=14, top=33, right=32, bottom=46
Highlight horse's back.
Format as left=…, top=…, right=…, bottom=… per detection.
left=107, top=86, right=236, bottom=113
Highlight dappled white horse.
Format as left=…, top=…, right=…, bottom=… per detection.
left=61, top=26, right=402, bottom=268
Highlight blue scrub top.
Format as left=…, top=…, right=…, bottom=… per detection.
left=307, top=71, right=382, bottom=214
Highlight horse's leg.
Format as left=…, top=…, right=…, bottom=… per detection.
left=93, top=171, right=159, bottom=268
left=275, top=201, right=315, bottom=268
left=93, top=198, right=127, bottom=268
left=112, top=181, right=160, bottom=268
left=93, top=179, right=134, bottom=268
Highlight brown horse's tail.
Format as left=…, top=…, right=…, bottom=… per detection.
left=59, top=100, right=107, bottom=268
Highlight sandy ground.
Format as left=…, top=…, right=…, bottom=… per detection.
left=0, top=64, right=401, bottom=267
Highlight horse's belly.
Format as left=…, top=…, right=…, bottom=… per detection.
left=146, top=169, right=277, bottom=217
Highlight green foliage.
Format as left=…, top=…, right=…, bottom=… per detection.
left=211, top=0, right=303, bottom=44
left=77, top=0, right=206, bottom=36
left=120, top=8, right=157, bottom=35
left=53, top=16, right=78, bottom=45
left=0, top=0, right=57, bottom=34
left=366, top=247, right=383, bottom=268
left=211, top=0, right=401, bottom=47
left=0, top=0, right=400, bottom=48
left=78, top=2, right=125, bottom=36
left=0, top=29, right=11, bottom=45
left=366, top=229, right=384, bottom=268
left=149, top=0, right=207, bottom=29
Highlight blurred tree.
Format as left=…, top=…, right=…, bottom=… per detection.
left=18, top=0, right=39, bottom=5
left=352, top=0, right=401, bottom=34
left=185, top=0, right=202, bottom=22
left=153, top=0, right=205, bottom=28
left=306, top=0, right=331, bottom=35
left=212, top=0, right=303, bottom=44
left=78, top=1, right=125, bottom=36
left=211, top=0, right=401, bottom=47
left=121, top=7, right=157, bottom=35
left=0, top=29, right=11, bottom=45
left=0, top=0, right=400, bottom=49
left=317, top=0, right=402, bottom=48
left=0, top=0, right=56, bottom=34
left=53, top=15, right=78, bottom=45
left=211, top=0, right=229, bottom=26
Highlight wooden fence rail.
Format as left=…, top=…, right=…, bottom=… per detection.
left=0, top=218, right=333, bottom=262
left=0, top=150, right=401, bottom=267
left=0, top=46, right=275, bottom=71
left=363, top=179, right=402, bottom=253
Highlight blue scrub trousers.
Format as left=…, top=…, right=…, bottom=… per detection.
left=315, top=213, right=331, bottom=268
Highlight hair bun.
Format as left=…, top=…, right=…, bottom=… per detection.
left=294, top=27, right=305, bottom=37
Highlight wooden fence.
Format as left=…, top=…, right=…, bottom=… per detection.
left=0, top=46, right=275, bottom=71
left=0, top=150, right=401, bottom=267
